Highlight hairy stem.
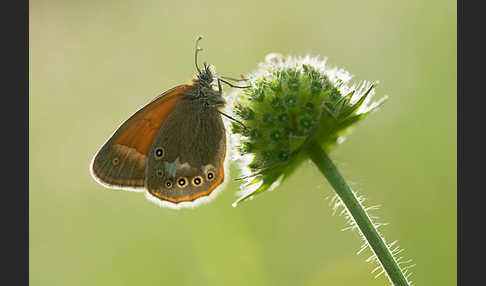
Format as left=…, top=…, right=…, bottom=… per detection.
left=307, top=141, right=409, bottom=286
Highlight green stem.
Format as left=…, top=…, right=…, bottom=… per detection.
left=307, top=141, right=409, bottom=286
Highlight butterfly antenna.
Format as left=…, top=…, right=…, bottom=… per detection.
left=194, top=36, right=203, bottom=74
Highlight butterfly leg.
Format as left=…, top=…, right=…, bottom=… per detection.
left=220, top=75, right=248, bottom=82
left=212, top=108, right=248, bottom=131
left=217, top=78, right=223, bottom=94
left=219, top=78, right=250, bottom=89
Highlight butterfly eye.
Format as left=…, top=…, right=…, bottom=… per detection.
left=154, top=147, right=165, bottom=159
left=191, top=176, right=203, bottom=187
left=165, top=180, right=173, bottom=189
left=206, top=170, right=216, bottom=181
left=177, top=177, right=188, bottom=188
left=156, top=169, right=164, bottom=177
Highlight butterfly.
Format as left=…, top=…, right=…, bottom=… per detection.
left=90, top=36, right=247, bottom=209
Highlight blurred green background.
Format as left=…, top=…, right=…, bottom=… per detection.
left=30, top=0, right=456, bottom=285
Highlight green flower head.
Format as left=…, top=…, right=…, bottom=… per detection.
left=228, top=53, right=386, bottom=206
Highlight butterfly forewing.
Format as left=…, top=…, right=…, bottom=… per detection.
left=90, top=85, right=192, bottom=190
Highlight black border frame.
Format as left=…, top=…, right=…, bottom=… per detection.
left=14, top=0, right=475, bottom=284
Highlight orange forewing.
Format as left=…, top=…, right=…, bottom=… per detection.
left=91, top=84, right=194, bottom=189
left=113, top=85, right=193, bottom=155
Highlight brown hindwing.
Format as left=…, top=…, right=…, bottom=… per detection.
left=146, top=97, right=226, bottom=204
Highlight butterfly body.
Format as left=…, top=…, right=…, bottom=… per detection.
left=90, top=59, right=230, bottom=209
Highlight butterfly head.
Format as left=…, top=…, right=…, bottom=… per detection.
left=194, top=69, right=225, bottom=108
left=194, top=61, right=217, bottom=89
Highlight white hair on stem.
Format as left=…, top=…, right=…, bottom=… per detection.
left=328, top=189, right=416, bottom=285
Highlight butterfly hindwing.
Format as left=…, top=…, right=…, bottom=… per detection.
left=145, top=96, right=226, bottom=206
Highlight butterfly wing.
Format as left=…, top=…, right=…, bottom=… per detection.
left=144, top=97, right=226, bottom=208
left=90, top=85, right=193, bottom=191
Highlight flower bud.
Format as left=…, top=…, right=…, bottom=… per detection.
left=229, top=54, right=386, bottom=206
